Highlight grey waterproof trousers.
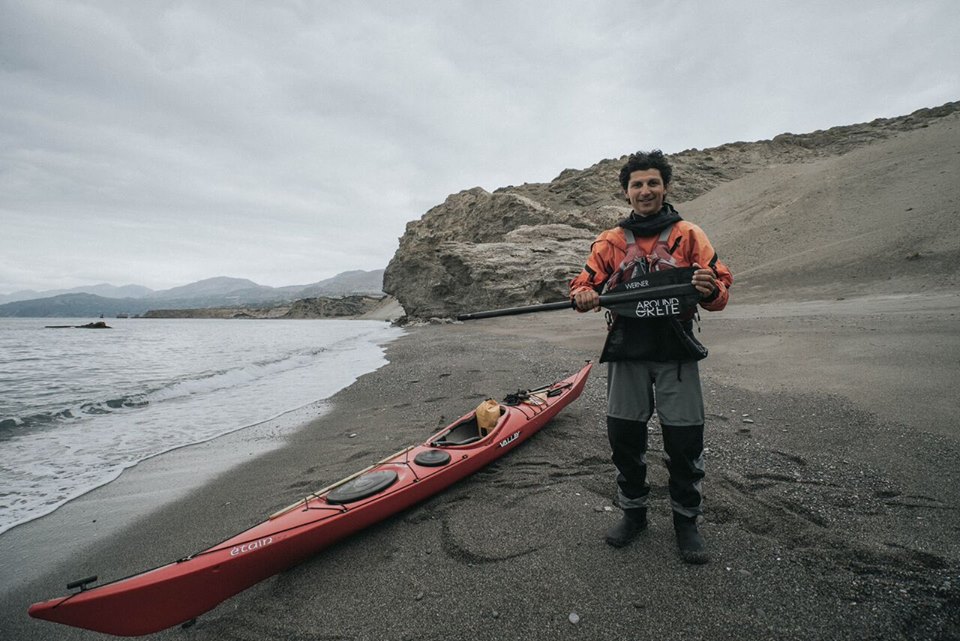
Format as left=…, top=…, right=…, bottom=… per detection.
left=606, top=360, right=706, bottom=517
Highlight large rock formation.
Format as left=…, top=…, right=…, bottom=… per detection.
left=384, top=187, right=624, bottom=318
left=384, top=102, right=960, bottom=319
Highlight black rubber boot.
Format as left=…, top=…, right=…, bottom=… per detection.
left=605, top=508, right=648, bottom=548
left=607, top=416, right=650, bottom=506
left=673, top=512, right=709, bottom=564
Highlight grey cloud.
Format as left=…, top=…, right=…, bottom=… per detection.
left=1, top=0, right=957, bottom=292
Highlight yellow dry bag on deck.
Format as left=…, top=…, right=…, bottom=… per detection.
left=476, top=399, right=501, bottom=434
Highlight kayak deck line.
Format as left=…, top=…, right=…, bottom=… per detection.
left=40, top=368, right=588, bottom=610
left=197, top=378, right=583, bottom=559
left=269, top=445, right=419, bottom=521
left=28, top=363, right=593, bottom=637
left=196, top=451, right=462, bottom=561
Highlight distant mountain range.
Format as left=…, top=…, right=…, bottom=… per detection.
left=0, top=270, right=385, bottom=318
left=0, top=283, right=154, bottom=304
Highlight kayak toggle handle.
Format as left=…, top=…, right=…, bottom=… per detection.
left=66, top=575, right=98, bottom=592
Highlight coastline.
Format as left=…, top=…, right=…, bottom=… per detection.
left=2, top=294, right=959, bottom=640
left=0, top=316, right=403, bottom=540
left=0, top=399, right=336, bottom=593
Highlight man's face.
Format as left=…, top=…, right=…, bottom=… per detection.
left=624, top=169, right=667, bottom=217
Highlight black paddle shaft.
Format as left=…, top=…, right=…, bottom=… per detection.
left=456, top=283, right=698, bottom=321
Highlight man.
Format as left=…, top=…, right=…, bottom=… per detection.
left=570, top=150, right=733, bottom=564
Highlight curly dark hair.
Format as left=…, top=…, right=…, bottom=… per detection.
left=618, top=149, right=673, bottom=190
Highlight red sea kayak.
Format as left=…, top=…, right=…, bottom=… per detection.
left=29, top=363, right=592, bottom=636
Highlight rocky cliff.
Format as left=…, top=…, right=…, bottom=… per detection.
left=141, top=295, right=384, bottom=319
left=384, top=101, right=959, bottom=319
left=281, top=296, right=385, bottom=319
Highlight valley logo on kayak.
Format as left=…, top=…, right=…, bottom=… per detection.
left=230, top=536, right=273, bottom=557
left=499, top=431, right=520, bottom=448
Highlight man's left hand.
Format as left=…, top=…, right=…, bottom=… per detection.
left=691, top=263, right=717, bottom=298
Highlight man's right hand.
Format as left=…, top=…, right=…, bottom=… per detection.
left=572, top=289, right=600, bottom=312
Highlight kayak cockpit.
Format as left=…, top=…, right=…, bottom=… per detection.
left=431, top=407, right=505, bottom=447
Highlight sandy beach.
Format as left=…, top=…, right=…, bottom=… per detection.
left=1, top=290, right=958, bottom=641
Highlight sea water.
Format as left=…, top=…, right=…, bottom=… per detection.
left=0, top=318, right=403, bottom=536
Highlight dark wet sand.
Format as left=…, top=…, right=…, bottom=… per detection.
left=2, top=293, right=959, bottom=640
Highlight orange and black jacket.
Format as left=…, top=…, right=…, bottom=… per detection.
left=570, top=205, right=733, bottom=362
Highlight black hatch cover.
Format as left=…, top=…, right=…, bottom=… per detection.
left=326, top=470, right=399, bottom=504
left=413, top=449, right=452, bottom=467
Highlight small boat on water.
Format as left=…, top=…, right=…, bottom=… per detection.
left=28, top=363, right=593, bottom=636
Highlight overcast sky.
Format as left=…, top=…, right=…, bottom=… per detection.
left=1, top=0, right=957, bottom=293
